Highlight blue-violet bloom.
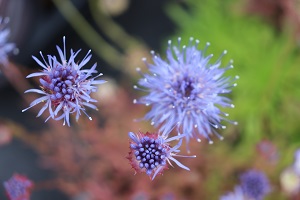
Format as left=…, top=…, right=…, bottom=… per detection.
left=127, top=131, right=195, bottom=180
left=240, top=170, right=270, bottom=200
left=22, top=37, right=106, bottom=126
left=4, top=173, right=33, bottom=200
left=0, top=17, right=15, bottom=66
left=134, top=37, right=238, bottom=144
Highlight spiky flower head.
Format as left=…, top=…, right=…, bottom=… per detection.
left=3, top=173, right=33, bottom=200
left=240, top=170, right=270, bottom=200
left=220, top=186, right=246, bottom=200
left=0, top=17, right=15, bottom=66
left=22, top=37, right=106, bottom=126
left=134, top=37, right=238, bottom=144
left=127, top=131, right=195, bottom=180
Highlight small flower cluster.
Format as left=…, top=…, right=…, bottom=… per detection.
left=0, top=17, right=15, bottom=66
left=3, top=174, right=33, bottom=200
left=127, top=131, right=195, bottom=180
left=220, top=170, right=270, bottom=200
left=22, top=37, right=106, bottom=126
left=128, top=37, right=237, bottom=179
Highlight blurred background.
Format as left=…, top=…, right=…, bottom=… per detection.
left=0, top=0, right=300, bottom=199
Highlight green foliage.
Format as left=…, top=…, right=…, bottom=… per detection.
left=166, top=0, right=300, bottom=147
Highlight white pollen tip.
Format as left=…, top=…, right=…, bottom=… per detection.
left=233, top=83, right=238, bottom=87
left=151, top=122, right=155, bottom=125
left=223, top=50, right=227, bottom=54
left=89, top=117, right=92, bottom=121
left=222, top=126, right=226, bottom=129
left=230, top=59, right=234, bottom=63
left=145, top=103, right=150, bottom=106
left=219, top=136, right=224, bottom=140
left=235, top=75, right=240, bottom=79
left=209, top=140, right=214, bottom=144
left=142, top=57, right=147, bottom=61
left=206, top=42, right=211, bottom=46
left=136, top=67, right=141, bottom=71
left=183, top=45, right=186, bottom=49
left=231, top=104, right=235, bottom=108
left=197, top=138, right=201, bottom=142
left=194, top=124, right=198, bottom=128
left=178, top=37, right=181, bottom=41
left=224, top=113, right=229, bottom=117
left=233, top=121, right=238, bottom=125
left=133, top=85, right=138, bottom=89
left=150, top=50, right=155, bottom=55
left=195, top=39, right=200, bottom=43
left=168, top=40, right=172, bottom=45
left=133, top=99, right=137, bottom=104
left=230, top=65, right=234, bottom=69
left=189, top=37, right=194, bottom=41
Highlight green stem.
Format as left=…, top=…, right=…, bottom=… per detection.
left=52, top=0, right=123, bottom=69
left=88, top=0, right=143, bottom=50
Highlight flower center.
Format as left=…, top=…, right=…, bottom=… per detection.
left=133, top=136, right=167, bottom=174
left=41, top=64, right=78, bottom=103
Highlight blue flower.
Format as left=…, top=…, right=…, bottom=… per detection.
left=0, top=17, right=15, bottom=66
left=220, top=186, right=246, bottom=200
left=127, top=131, right=195, bottom=180
left=3, top=173, right=33, bottom=200
left=134, top=37, right=238, bottom=144
left=240, top=170, right=270, bottom=200
left=22, top=37, right=106, bottom=126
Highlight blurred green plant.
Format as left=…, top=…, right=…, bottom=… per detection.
left=166, top=0, right=300, bottom=151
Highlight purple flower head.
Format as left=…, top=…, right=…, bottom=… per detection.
left=127, top=131, right=196, bottom=180
left=0, top=17, right=15, bottom=66
left=240, top=170, right=270, bottom=200
left=134, top=37, right=238, bottom=144
left=3, top=173, right=33, bottom=200
left=220, top=186, right=246, bottom=200
left=22, top=37, right=106, bottom=126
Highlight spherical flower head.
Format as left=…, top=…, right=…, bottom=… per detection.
left=3, top=173, right=34, bottom=200
left=0, top=17, right=15, bottom=66
left=240, top=170, right=270, bottom=200
left=134, top=37, right=238, bottom=144
left=22, top=37, right=106, bottom=126
left=127, top=131, right=195, bottom=180
left=220, top=186, right=246, bottom=200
